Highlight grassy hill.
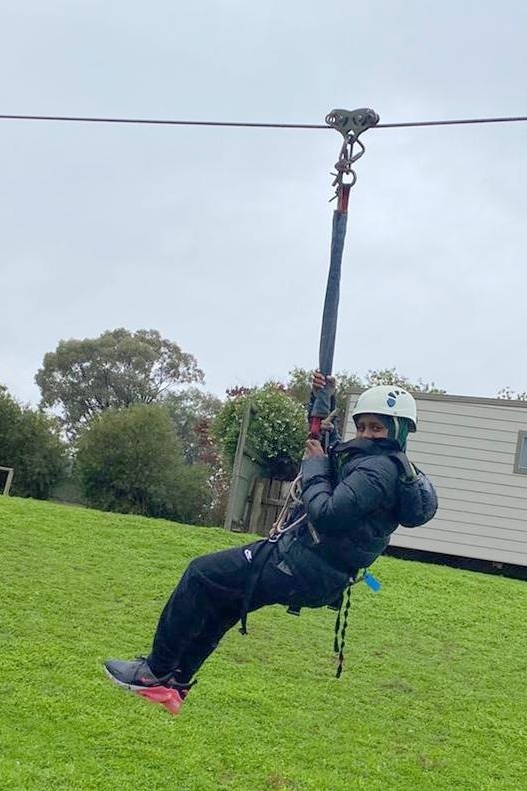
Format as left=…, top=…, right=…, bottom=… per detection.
left=1, top=496, right=525, bottom=791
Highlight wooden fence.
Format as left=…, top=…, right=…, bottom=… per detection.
left=223, top=402, right=294, bottom=535
left=244, top=478, right=291, bottom=536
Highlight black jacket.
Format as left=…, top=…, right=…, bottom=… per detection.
left=276, top=439, right=402, bottom=604
left=300, top=438, right=401, bottom=573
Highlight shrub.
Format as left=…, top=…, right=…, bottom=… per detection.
left=212, top=385, right=307, bottom=479
left=76, top=403, right=213, bottom=524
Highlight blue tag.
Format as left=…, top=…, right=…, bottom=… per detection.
left=364, top=572, right=381, bottom=592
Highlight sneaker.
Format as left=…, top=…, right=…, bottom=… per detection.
left=104, top=657, right=189, bottom=715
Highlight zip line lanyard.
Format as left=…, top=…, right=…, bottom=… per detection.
left=309, top=108, right=379, bottom=441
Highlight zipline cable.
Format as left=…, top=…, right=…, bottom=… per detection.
left=2, top=105, right=523, bottom=434
left=0, top=113, right=328, bottom=130
left=1, top=112, right=527, bottom=130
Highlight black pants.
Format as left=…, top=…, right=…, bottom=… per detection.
left=147, top=540, right=298, bottom=684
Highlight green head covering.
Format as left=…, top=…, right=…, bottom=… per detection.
left=378, top=415, right=411, bottom=451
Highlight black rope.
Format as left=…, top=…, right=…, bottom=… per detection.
left=1, top=112, right=527, bottom=131
left=333, top=601, right=342, bottom=654
left=334, top=583, right=353, bottom=679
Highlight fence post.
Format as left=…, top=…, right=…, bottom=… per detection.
left=223, top=404, right=266, bottom=531
left=0, top=467, right=14, bottom=496
left=248, top=478, right=266, bottom=534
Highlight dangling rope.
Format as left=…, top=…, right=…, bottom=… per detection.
left=268, top=473, right=305, bottom=541
left=333, top=584, right=353, bottom=678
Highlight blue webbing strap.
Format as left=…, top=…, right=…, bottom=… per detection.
left=310, top=198, right=350, bottom=435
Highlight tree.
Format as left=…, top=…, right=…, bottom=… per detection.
left=163, top=388, right=223, bottom=464
left=212, top=385, right=307, bottom=479
left=283, top=366, right=444, bottom=435
left=497, top=387, right=527, bottom=401
left=163, top=388, right=228, bottom=523
left=0, top=385, right=66, bottom=499
left=36, top=328, right=204, bottom=435
left=284, top=367, right=363, bottom=420
left=76, top=403, right=212, bottom=524
left=364, top=367, right=445, bottom=393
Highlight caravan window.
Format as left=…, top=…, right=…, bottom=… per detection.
left=514, top=431, right=527, bottom=474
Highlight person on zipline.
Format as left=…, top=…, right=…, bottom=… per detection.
left=104, top=374, right=437, bottom=714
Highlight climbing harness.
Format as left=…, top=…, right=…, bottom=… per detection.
left=309, top=108, right=379, bottom=440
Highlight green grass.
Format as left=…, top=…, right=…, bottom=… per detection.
left=1, top=496, right=526, bottom=791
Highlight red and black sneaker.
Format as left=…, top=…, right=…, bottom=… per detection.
left=104, top=657, right=190, bottom=715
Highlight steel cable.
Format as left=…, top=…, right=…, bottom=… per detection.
left=1, top=112, right=527, bottom=130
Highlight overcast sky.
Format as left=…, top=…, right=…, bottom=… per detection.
left=1, top=1, right=527, bottom=406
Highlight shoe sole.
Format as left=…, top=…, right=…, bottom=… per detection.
left=103, top=665, right=184, bottom=715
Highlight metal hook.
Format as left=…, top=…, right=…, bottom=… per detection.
left=326, top=107, right=379, bottom=201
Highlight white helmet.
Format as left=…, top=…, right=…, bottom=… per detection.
left=352, top=385, right=417, bottom=431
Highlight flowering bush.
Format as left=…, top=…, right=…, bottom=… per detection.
left=212, top=385, right=307, bottom=479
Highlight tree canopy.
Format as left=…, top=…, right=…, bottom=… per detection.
left=76, top=403, right=212, bottom=524
left=497, top=386, right=527, bottom=401
left=36, top=328, right=203, bottom=435
left=0, top=385, right=66, bottom=498
left=163, top=387, right=222, bottom=465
